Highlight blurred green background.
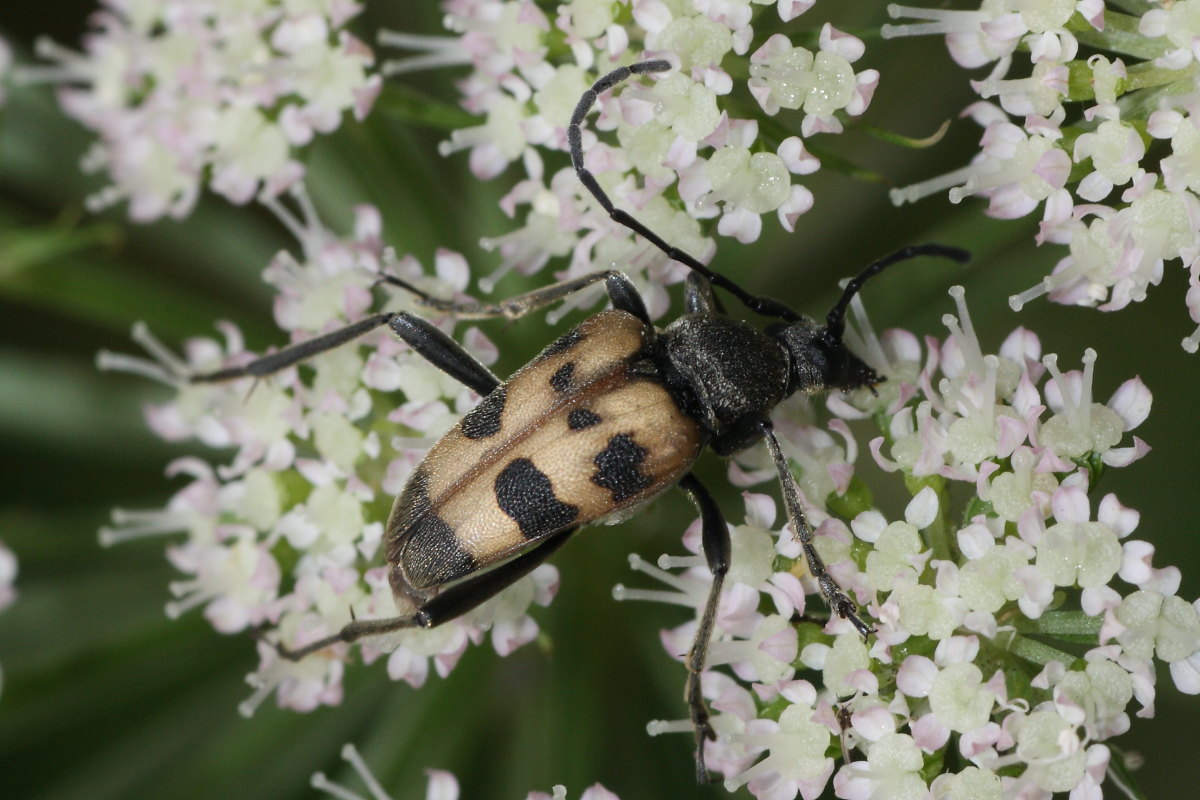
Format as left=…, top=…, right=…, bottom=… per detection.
left=2, top=4, right=1198, bottom=799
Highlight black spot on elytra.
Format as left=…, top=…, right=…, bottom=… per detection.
left=550, top=362, right=575, bottom=392
left=495, top=458, right=579, bottom=539
left=461, top=387, right=505, bottom=439
left=567, top=408, right=602, bottom=430
left=388, top=468, right=476, bottom=592
left=592, top=433, right=652, bottom=503
left=541, top=328, right=583, bottom=359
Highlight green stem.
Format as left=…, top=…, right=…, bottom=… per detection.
left=1071, top=11, right=1167, bottom=61
left=905, top=474, right=954, bottom=562
left=1124, top=61, right=1200, bottom=93
left=858, top=120, right=952, bottom=150
left=802, top=141, right=892, bottom=185
left=1106, top=744, right=1151, bottom=800
left=999, top=630, right=1087, bottom=670
left=1103, top=0, right=1156, bottom=18
left=374, top=83, right=478, bottom=132
left=1012, top=610, right=1103, bottom=637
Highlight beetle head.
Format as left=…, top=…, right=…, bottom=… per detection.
left=771, top=244, right=970, bottom=396
left=770, top=318, right=880, bottom=396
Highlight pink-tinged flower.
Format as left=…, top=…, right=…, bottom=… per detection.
left=1072, top=119, right=1147, bottom=201
left=928, top=767, right=1003, bottom=800
left=971, top=60, right=1069, bottom=119
left=1037, top=350, right=1150, bottom=465
left=882, top=5, right=1023, bottom=69
left=1107, top=590, right=1200, bottom=695
left=1031, top=487, right=1128, bottom=607
left=1009, top=709, right=1088, bottom=793
left=748, top=27, right=877, bottom=129
left=1043, top=655, right=1134, bottom=740
left=723, top=702, right=835, bottom=799
left=833, top=731, right=927, bottom=800
left=1141, top=1, right=1200, bottom=69
left=951, top=119, right=1071, bottom=219
left=378, top=2, right=867, bottom=287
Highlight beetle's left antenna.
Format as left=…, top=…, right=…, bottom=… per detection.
left=568, top=61, right=804, bottom=323
left=822, top=243, right=970, bottom=342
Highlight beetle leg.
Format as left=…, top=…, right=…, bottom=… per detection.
left=683, top=272, right=726, bottom=316
left=415, top=527, right=575, bottom=625
left=759, top=421, right=873, bottom=639
left=378, top=269, right=650, bottom=325
left=187, top=308, right=504, bottom=398
left=390, top=312, right=500, bottom=396
left=677, top=472, right=730, bottom=784
left=190, top=311, right=399, bottom=383
left=190, top=268, right=654, bottom=385
left=272, top=612, right=423, bottom=661
left=274, top=528, right=576, bottom=662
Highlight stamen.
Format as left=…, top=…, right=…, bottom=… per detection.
left=310, top=773, right=365, bottom=800
left=845, top=292, right=887, bottom=371
left=890, top=164, right=977, bottom=206
left=646, top=718, right=694, bottom=736
left=611, top=584, right=692, bottom=606
left=659, top=554, right=705, bottom=570
left=1009, top=276, right=1052, bottom=311
left=165, top=579, right=211, bottom=619
left=946, top=285, right=986, bottom=375
left=1183, top=324, right=1200, bottom=354
left=339, top=743, right=392, bottom=800
left=131, top=321, right=190, bottom=375
left=881, top=5, right=990, bottom=38
left=98, top=508, right=187, bottom=546
left=95, top=350, right=177, bottom=386
left=238, top=670, right=277, bottom=718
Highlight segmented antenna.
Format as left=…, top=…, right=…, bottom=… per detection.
left=568, top=60, right=804, bottom=322
left=569, top=61, right=970, bottom=331
left=824, top=243, right=970, bottom=342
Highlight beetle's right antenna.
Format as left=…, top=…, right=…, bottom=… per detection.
left=823, top=243, right=970, bottom=343
left=568, top=61, right=805, bottom=323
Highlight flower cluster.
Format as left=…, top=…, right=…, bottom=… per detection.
left=82, top=0, right=895, bottom=744
left=98, top=192, right=558, bottom=716
left=78, top=2, right=1200, bottom=797
left=27, top=0, right=381, bottom=221
left=382, top=0, right=878, bottom=317
left=885, top=1, right=1200, bottom=351
left=615, top=285, right=1198, bottom=798
left=312, top=742, right=621, bottom=800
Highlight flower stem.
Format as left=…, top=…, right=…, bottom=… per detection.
left=1072, top=10, right=1166, bottom=60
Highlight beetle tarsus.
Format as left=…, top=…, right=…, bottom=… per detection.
left=272, top=631, right=347, bottom=662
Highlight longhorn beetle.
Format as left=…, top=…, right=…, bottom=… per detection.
left=190, top=60, right=968, bottom=782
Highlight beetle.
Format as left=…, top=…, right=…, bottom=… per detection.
left=191, top=60, right=968, bottom=782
